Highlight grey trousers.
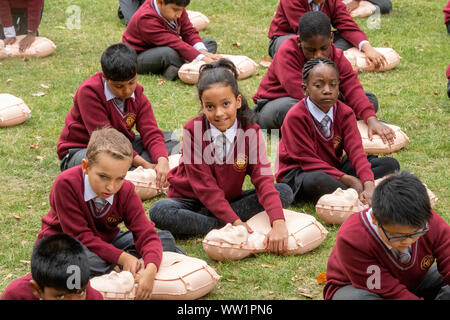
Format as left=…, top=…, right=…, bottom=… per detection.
left=118, top=0, right=145, bottom=25
left=137, top=38, right=218, bottom=80
left=148, top=183, right=294, bottom=238
left=83, top=230, right=185, bottom=277
left=254, top=92, right=379, bottom=130
left=332, top=264, right=450, bottom=300
left=60, top=131, right=180, bottom=171
left=367, top=0, right=393, bottom=14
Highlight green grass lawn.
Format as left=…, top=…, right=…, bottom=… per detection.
left=0, top=0, right=448, bottom=300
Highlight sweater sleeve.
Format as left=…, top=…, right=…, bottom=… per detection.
left=122, top=185, right=163, bottom=270
left=337, top=51, right=377, bottom=122
left=247, top=127, right=285, bottom=224
left=135, top=93, right=168, bottom=162
left=280, top=106, right=345, bottom=180
left=275, top=41, right=305, bottom=100
left=444, top=1, right=450, bottom=24
left=0, top=0, right=13, bottom=27
left=430, top=211, right=450, bottom=286
left=50, top=177, right=124, bottom=265
left=137, top=13, right=201, bottom=62
left=336, top=227, right=422, bottom=300
left=329, top=0, right=368, bottom=48
left=283, top=0, right=308, bottom=34
left=178, top=9, right=203, bottom=47
left=340, top=107, right=374, bottom=183
left=181, top=125, right=241, bottom=224
left=27, top=0, right=44, bottom=32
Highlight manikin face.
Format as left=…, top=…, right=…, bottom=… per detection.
left=201, top=84, right=242, bottom=132
left=298, top=34, right=333, bottom=61
left=302, top=63, right=340, bottom=114
left=103, top=74, right=138, bottom=101
left=157, top=0, right=185, bottom=21
left=82, top=153, right=131, bottom=199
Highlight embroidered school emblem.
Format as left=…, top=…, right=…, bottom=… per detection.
left=125, top=113, right=136, bottom=128
left=233, top=154, right=248, bottom=172
left=333, top=135, right=342, bottom=149
left=420, top=255, right=434, bottom=270
left=107, top=215, right=122, bottom=225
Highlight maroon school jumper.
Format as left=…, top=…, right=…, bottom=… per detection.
left=324, top=209, right=450, bottom=300
left=0, top=0, right=44, bottom=32
left=56, top=72, right=167, bottom=161
left=275, top=98, right=373, bottom=183
left=36, top=166, right=163, bottom=269
left=252, top=37, right=376, bottom=122
left=1, top=274, right=103, bottom=300
left=122, top=0, right=202, bottom=61
left=167, top=115, right=285, bottom=225
left=268, top=0, right=367, bottom=48
left=444, top=1, right=450, bottom=24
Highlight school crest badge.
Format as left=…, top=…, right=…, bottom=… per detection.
left=333, top=135, right=342, bottom=149
left=233, top=154, right=248, bottom=172
left=126, top=113, right=136, bottom=128
left=420, top=255, right=434, bottom=270
left=107, top=215, right=122, bottom=225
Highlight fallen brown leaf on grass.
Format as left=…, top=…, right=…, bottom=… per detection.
left=31, top=92, right=46, bottom=97
left=29, top=144, right=39, bottom=149
left=20, top=260, right=31, bottom=266
left=232, top=42, right=241, bottom=47
left=6, top=78, right=13, bottom=83
left=157, top=78, right=165, bottom=85
left=12, top=214, right=21, bottom=220
left=298, top=287, right=317, bottom=299
left=40, top=84, right=50, bottom=89
left=316, top=272, right=327, bottom=285
left=260, top=263, right=272, bottom=268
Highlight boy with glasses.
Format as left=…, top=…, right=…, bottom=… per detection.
left=323, top=171, right=450, bottom=300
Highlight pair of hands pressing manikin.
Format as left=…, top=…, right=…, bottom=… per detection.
left=3, top=31, right=37, bottom=52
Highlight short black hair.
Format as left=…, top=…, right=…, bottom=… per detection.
left=163, top=0, right=190, bottom=6
left=302, top=57, right=339, bottom=83
left=372, top=171, right=432, bottom=228
left=31, top=234, right=90, bottom=292
left=197, top=58, right=256, bottom=127
left=100, top=43, right=137, bottom=81
left=298, top=11, right=332, bottom=41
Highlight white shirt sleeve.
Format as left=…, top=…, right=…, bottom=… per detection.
left=359, top=40, right=370, bottom=51
left=193, top=42, right=207, bottom=52
left=3, top=26, right=16, bottom=38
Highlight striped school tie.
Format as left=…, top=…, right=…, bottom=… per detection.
left=215, top=133, right=226, bottom=162
left=319, top=115, right=331, bottom=136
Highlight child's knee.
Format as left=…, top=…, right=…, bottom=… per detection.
left=275, top=183, right=294, bottom=207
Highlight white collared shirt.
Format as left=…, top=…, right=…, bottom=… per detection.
left=153, top=0, right=206, bottom=61
left=306, top=97, right=334, bottom=132
left=209, top=119, right=237, bottom=156
left=103, top=78, right=135, bottom=113
left=307, top=0, right=369, bottom=51
left=84, top=174, right=114, bottom=210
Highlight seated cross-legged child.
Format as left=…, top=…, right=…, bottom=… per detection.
left=275, top=57, right=399, bottom=205
left=0, top=0, right=44, bottom=51
left=39, top=127, right=183, bottom=300
left=57, top=43, right=179, bottom=190
left=1, top=234, right=103, bottom=300
left=267, top=0, right=388, bottom=65
left=324, top=171, right=450, bottom=300
left=254, top=10, right=393, bottom=145
left=149, top=59, right=294, bottom=255
left=122, top=0, right=220, bottom=80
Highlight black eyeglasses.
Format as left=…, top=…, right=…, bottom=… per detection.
left=379, top=222, right=429, bottom=242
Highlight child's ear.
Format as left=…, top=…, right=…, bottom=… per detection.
left=29, top=280, right=43, bottom=300
left=236, top=94, right=242, bottom=110
left=301, top=83, right=308, bottom=96
left=81, top=158, right=89, bottom=174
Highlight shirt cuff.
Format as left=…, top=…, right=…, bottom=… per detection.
left=359, top=40, right=370, bottom=51
left=3, top=26, right=16, bottom=38
left=195, top=54, right=205, bottom=62
left=193, top=41, right=207, bottom=51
